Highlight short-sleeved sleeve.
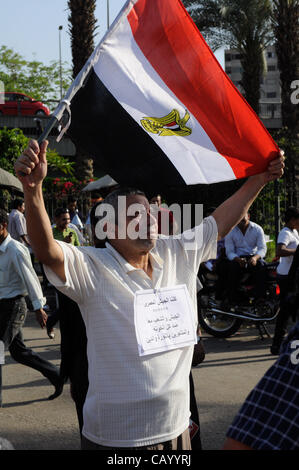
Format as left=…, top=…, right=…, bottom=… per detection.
left=43, top=241, right=97, bottom=304
left=277, top=228, right=291, bottom=247
left=162, top=216, right=218, bottom=275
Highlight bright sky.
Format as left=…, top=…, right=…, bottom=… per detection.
left=0, top=0, right=225, bottom=67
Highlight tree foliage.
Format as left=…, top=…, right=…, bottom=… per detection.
left=0, top=45, right=72, bottom=108
left=0, top=127, right=28, bottom=173
left=0, top=127, right=74, bottom=176
left=183, top=0, right=273, bottom=113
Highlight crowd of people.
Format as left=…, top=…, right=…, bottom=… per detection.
left=0, top=138, right=298, bottom=450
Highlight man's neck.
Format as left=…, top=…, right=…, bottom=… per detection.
left=0, top=232, right=8, bottom=245
left=239, top=222, right=250, bottom=235
left=111, top=242, right=153, bottom=278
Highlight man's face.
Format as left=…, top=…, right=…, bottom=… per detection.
left=0, top=223, right=8, bottom=243
left=18, top=203, right=25, bottom=213
left=150, top=195, right=161, bottom=206
left=238, top=213, right=250, bottom=229
left=56, top=212, right=71, bottom=231
left=292, top=217, right=299, bottom=231
left=110, top=194, right=158, bottom=253
left=68, top=202, right=76, bottom=212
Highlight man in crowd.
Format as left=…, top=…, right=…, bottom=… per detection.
left=216, top=211, right=267, bottom=307
left=52, top=207, right=80, bottom=247
left=0, top=208, right=63, bottom=406
left=67, top=197, right=84, bottom=224
left=8, top=199, right=31, bottom=249
left=14, top=139, right=284, bottom=450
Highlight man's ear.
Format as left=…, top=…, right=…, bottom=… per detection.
left=94, top=219, right=117, bottom=241
left=105, top=221, right=118, bottom=239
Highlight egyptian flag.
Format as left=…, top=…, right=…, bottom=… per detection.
left=57, top=0, right=279, bottom=190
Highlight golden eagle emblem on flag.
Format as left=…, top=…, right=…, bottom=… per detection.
left=140, top=109, right=192, bottom=137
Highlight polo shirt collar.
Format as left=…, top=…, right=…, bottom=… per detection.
left=0, top=233, right=11, bottom=253
left=105, top=241, right=163, bottom=274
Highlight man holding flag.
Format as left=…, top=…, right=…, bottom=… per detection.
left=14, top=0, right=285, bottom=451
left=14, top=139, right=283, bottom=450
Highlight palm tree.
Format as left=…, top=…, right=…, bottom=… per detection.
left=271, top=0, right=299, bottom=206
left=272, top=0, right=299, bottom=131
left=67, top=0, right=98, bottom=180
left=183, top=0, right=273, bottom=114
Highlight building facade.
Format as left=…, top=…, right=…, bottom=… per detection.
left=225, top=45, right=282, bottom=129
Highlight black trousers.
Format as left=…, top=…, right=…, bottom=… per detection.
left=216, top=257, right=267, bottom=301
left=50, top=290, right=89, bottom=434
left=272, top=275, right=292, bottom=348
left=0, top=296, right=60, bottom=405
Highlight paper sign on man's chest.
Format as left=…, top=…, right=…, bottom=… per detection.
left=134, top=284, right=197, bottom=356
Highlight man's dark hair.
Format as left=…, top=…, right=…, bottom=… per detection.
left=90, top=201, right=103, bottom=229
left=0, top=208, right=8, bottom=225
left=90, top=187, right=146, bottom=247
left=89, top=201, right=105, bottom=248
left=12, top=198, right=24, bottom=210
left=284, top=206, right=299, bottom=223
left=54, top=207, right=70, bottom=218
left=68, top=196, right=77, bottom=204
left=93, top=187, right=146, bottom=227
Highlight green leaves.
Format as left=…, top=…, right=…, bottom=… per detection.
left=46, top=148, right=75, bottom=176
left=0, top=127, right=74, bottom=177
left=0, top=127, right=29, bottom=173
left=0, top=45, right=72, bottom=109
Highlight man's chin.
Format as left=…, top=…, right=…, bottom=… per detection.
left=137, top=237, right=156, bottom=250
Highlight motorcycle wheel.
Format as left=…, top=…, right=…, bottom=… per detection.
left=198, top=307, right=243, bottom=338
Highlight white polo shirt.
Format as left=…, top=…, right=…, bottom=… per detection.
left=277, top=227, right=299, bottom=275
left=44, top=216, right=218, bottom=447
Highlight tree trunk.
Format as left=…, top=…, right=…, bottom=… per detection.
left=68, top=0, right=97, bottom=180
left=273, top=0, right=299, bottom=205
left=240, top=37, right=263, bottom=115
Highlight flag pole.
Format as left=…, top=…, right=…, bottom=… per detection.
left=37, top=115, right=60, bottom=145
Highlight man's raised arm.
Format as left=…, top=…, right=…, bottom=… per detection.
left=14, top=139, right=65, bottom=281
left=212, top=153, right=285, bottom=240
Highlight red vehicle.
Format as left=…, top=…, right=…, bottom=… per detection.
left=0, top=92, right=50, bottom=116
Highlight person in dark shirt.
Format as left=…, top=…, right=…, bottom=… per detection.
left=223, top=321, right=299, bottom=450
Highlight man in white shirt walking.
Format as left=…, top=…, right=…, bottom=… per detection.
left=0, top=209, right=63, bottom=406
left=14, top=139, right=284, bottom=450
left=8, top=199, right=30, bottom=248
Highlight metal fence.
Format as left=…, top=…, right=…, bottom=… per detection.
left=43, top=188, right=92, bottom=224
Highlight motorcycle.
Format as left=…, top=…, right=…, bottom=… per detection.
left=197, top=261, right=280, bottom=338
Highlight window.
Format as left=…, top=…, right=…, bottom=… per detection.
left=267, top=92, right=277, bottom=98
left=266, top=79, right=276, bottom=86
left=268, top=65, right=276, bottom=72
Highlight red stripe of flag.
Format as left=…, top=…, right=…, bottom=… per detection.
left=128, top=0, right=279, bottom=179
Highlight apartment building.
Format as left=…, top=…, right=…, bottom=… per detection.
left=225, top=45, right=282, bottom=128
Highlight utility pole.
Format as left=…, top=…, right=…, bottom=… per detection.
left=274, top=179, right=280, bottom=242
left=107, top=0, right=110, bottom=29
left=58, top=25, right=63, bottom=100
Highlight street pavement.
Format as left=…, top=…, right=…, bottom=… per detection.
left=0, top=310, right=283, bottom=451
